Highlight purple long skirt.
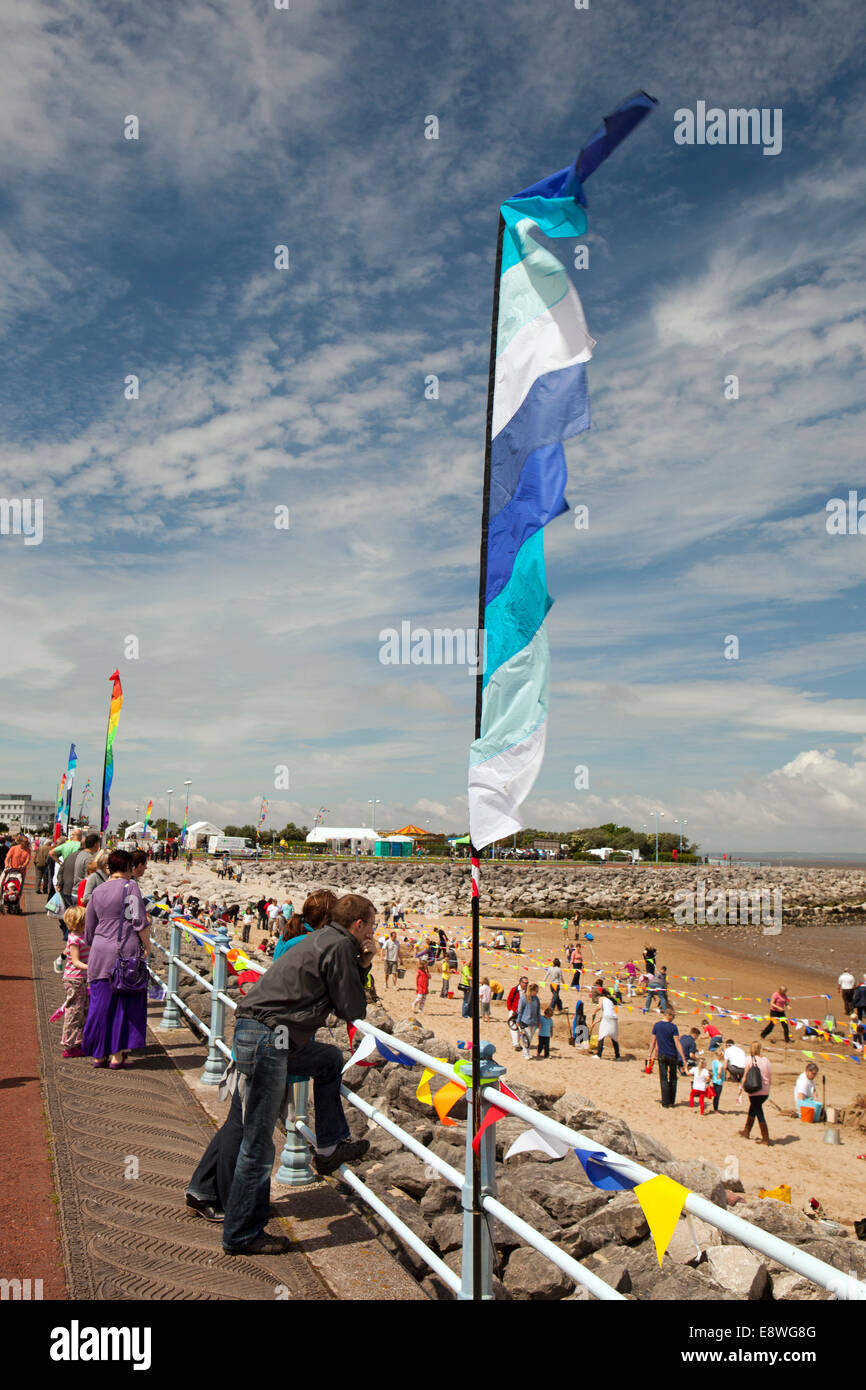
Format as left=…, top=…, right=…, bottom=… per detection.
left=82, top=980, right=148, bottom=1058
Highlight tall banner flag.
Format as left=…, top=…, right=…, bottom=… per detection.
left=143, top=799, right=153, bottom=838
left=64, top=742, right=77, bottom=833
left=464, top=92, right=657, bottom=1299
left=468, top=91, right=657, bottom=850
left=54, top=773, right=67, bottom=843
left=100, top=670, right=124, bottom=835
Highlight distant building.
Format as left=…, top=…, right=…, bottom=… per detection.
left=0, top=793, right=55, bottom=828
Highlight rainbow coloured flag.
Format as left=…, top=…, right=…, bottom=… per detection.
left=101, top=669, right=123, bottom=833
left=142, top=799, right=153, bottom=836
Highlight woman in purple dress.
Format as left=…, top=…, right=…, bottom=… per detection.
left=82, top=849, right=150, bottom=1069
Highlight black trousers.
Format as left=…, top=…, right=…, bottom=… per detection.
left=761, top=1010, right=789, bottom=1043
left=658, top=1056, right=678, bottom=1107
left=187, top=1087, right=244, bottom=1210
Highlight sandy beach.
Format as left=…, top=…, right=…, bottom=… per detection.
left=145, top=858, right=866, bottom=1225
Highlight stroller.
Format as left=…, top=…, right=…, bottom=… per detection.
left=1, top=868, right=24, bottom=915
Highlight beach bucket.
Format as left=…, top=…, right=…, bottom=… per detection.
left=448, top=991, right=454, bottom=998
left=826, top=1106, right=837, bottom=1124
left=824, top=1127, right=841, bottom=1145
left=800, top=1107, right=816, bottom=1124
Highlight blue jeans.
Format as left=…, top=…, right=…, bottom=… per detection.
left=222, top=1019, right=289, bottom=1250
left=222, top=1021, right=350, bottom=1250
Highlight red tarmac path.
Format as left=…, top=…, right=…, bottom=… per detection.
left=0, top=868, right=67, bottom=1297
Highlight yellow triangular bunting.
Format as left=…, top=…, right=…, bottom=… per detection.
left=634, top=1176, right=689, bottom=1264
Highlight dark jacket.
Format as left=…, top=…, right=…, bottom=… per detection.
left=852, top=984, right=866, bottom=1011
left=236, top=921, right=368, bottom=1046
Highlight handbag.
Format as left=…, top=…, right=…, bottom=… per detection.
left=110, top=881, right=148, bottom=994
left=742, top=1059, right=763, bottom=1094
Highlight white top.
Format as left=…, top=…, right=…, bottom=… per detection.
left=794, top=1072, right=817, bottom=1105
left=838, top=972, right=855, bottom=990
left=383, top=939, right=400, bottom=962
left=724, top=1045, right=746, bottom=1068
left=600, top=996, right=617, bottom=1020
left=691, top=1065, right=709, bottom=1091
left=479, top=984, right=492, bottom=1004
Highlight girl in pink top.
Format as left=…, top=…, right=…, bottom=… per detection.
left=60, top=905, right=90, bottom=1057
left=760, top=986, right=790, bottom=1043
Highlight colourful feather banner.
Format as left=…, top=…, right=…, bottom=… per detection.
left=100, top=669, right=123, bottom=833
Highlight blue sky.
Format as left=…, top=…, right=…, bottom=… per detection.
left=2, top=0, right=866, bottom=852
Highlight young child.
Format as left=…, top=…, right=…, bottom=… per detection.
left=440, top=956, right=451, bottom=998
left=413, top=962, right=429, bottom=1014
left=479, top=977, right=492, bottom=1018
left=537, top=1007, right=553, bottom=1058
left=624, top=960, right=638, bottom=998
left=710, top=1053, right=725, bottom=1112
left=689, top=1059, right=710, bottom=1115
left=61, top=905, right=90, bottom=1058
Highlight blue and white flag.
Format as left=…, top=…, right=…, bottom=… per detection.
left=468, top=93, right=657, bottom=850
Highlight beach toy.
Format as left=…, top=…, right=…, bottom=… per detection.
left=758, top=1184, right=791, bottom=1203
left=824, top=1127, right=841, bottom=1145
left=800, top=1107, right=816, bottom=1124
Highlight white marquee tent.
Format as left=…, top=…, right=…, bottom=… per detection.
left=185, top=820, right=223, bottom=849
left=306, top=827, right=380, bottom=853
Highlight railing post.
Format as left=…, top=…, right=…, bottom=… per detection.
left=277, top=1080, right=315, bottom=1185
left=201, top=924, right=230, bottom=1084
left=160, top=919, right=183, bottom=1029
left=459, top=1041, right=505, bottom=1300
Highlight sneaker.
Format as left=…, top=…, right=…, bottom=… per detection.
left=313, top=1138, right=370, bottom=1176
left=223, top=1232, right=291, bottom=1256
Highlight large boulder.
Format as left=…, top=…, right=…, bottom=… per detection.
left=722, top=1199, right=819, bottom=1246
left=553, top=1091, right=604, bottom=1132
left=420, top=1182, right=461, bottom=1221
left=771, top=1271, right=833, bottom=1301
left=392, top=1017, right=435, bottom=1047
left=577, top=1192, right=650, bottom=1250
left=503, top=1246, right=573, bottom=1301
left=664, top=1215, right=722, bottom=1266
left=631, top=1130, right=674, bottom=1165
left=659, top=1159, right=727, bottom=1210
left=374, top=1151, right=431, bottom=1200
left=495, top=1178, right=561, bottom=1240
left=705, top=1245, right=771, bottom=1300
left=529, top=1180, right=609, bottom=1227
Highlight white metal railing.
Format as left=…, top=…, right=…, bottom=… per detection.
left=145, top=916, right=866, bottom=1302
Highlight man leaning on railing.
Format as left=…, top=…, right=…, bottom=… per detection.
left=196, top=893, right=377, bottom=1257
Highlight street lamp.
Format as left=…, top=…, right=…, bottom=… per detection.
left=166, top=789, right=174, bottom=844
left=652, top=809, right=664, bottom=864
left=368, top=798, right=381, bottom=833
left=183, top=779, right=191, bottom=848
left=675, top=817, right=687, bottom=852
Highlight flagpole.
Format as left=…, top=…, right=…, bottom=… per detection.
left=469, top=210, right=505, bottom=1301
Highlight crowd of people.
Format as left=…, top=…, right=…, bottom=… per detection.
left=9, top=831, right=866, bottom=1245
left=362, top=918, right=866, bottom=1149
